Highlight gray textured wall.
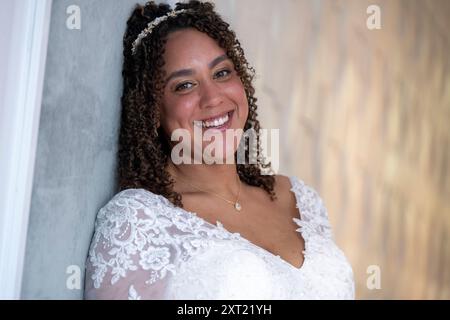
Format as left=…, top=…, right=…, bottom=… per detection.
left=21, top=0, right=136, bottom=299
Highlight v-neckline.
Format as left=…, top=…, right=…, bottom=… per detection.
left=141, top=176, right=309, bottom=272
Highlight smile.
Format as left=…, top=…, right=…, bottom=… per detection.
left=193, top=110, right=234, bottom=130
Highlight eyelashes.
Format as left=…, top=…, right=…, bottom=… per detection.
left=174, top=69, right=232, bottom=92
left=175, top=82, right=193, bottom=92
left=214, top=69, right=231, bottom=79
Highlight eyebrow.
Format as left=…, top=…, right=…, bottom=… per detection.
left=164, top=54, right=230, bottom=85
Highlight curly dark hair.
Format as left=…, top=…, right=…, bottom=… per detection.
left=118, top=0, right=277, bottom=207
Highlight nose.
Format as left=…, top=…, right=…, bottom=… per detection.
left=199, top=78, right=224, bottom=110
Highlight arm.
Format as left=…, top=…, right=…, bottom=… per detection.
left=84, top=191, right=178, bottom=300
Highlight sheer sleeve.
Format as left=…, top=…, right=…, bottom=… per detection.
left=289, top=177, right=334, bottom=240
left=84, top=190, right=179, bottom=300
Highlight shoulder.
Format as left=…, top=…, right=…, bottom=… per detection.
left=91, top=188, right=213, bottom=245
left=273, top=174, right=291, bottom=190
left=271, top=174, right=296, bottom=205
left=110, top=187, right=173, bottom=210
left=274, top=174, right=324, bottom=206
left=274, top=174, right=332, bottom=232
left=94, top=188, right=173, bottom=225
left=273, top=174, right=306, bottom=200
left=90, top=187, right=228, bottom=252
left=273, top=174, right=308, bottom=194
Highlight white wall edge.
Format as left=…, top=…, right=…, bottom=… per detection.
left=0, top=0, right=52, bottom=299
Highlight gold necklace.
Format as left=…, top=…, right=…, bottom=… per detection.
left=175, top=173, right=242, bottom=212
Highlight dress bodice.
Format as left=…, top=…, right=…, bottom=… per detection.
left=84, top=176, right=355, bottom=299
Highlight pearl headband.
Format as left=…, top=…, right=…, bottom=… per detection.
left=131, top=8, right=190, bottom=55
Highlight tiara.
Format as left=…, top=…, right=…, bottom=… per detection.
left=131, top=8, right=190, bottom=55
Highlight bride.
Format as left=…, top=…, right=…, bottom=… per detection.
left=84, top=0, right=354, bottom=299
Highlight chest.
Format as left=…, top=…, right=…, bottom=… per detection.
left=180, top=187, right=305, bottom=269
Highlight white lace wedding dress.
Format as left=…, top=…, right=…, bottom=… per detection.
left=84, top=176, right=355, bottom=300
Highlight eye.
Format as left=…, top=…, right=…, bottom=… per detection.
left=214, top=69, right=231, bottom=79
left=175, top=81, right=194, bottom=92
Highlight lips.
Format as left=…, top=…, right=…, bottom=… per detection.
left=198, top=110, right=234, bottom=122
left=194, top=110, right=234, bottom=130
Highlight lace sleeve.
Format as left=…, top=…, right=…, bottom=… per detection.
left=84, top=191, right=178, bottom=300
left=290, top=177, right=334, bottom=240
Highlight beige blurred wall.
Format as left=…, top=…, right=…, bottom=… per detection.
left=213, top=0, right=450, bottom=299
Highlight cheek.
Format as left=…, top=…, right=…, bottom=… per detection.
left=161, top=95, right=197, bottom=129
left=227, top=80, right=249, bottom=120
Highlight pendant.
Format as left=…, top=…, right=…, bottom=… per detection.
left=234, top=202, right=242, bottom=211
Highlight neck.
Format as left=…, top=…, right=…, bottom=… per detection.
left=167, top=159, right=240, bottom=196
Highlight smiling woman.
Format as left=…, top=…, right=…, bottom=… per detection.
left=84, top=0, right=354, bottom=300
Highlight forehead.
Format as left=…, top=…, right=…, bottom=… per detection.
left=163, top=28, right=226, bottom=70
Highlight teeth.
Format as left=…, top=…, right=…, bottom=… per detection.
left=201, top=113, right=229, bottom=128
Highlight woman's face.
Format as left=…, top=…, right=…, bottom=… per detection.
left=160, top=28, right=249, bottom=163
